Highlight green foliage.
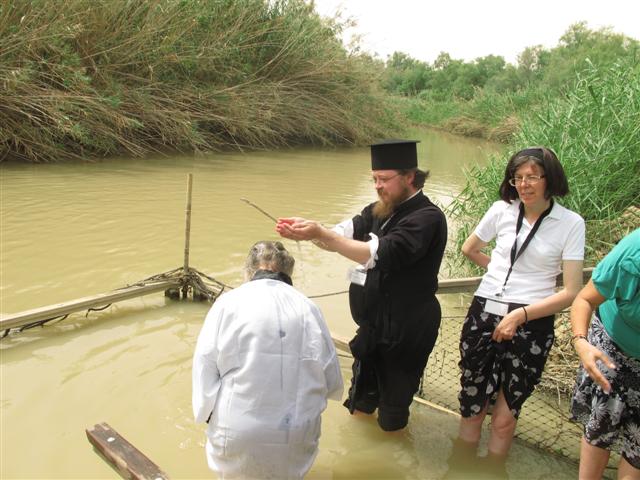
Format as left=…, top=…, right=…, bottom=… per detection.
left=0, top=0, right=399, bottom=162
left=382, top=22, right=639, bottom=145
left=542, top=22, right=639, bottom=90
left=383, top=51, right=509, bottom=101
left=448, top=58, right=640, bottom=272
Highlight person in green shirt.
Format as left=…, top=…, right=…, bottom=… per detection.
left=570, top=227, right=639, bottom=479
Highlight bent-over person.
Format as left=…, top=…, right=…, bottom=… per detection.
left=192, top=241, right=343, bottom=479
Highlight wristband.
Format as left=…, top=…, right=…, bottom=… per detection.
left=521, top=306, right=528, bottom=324
left=571, top=334, right=588, bottom=347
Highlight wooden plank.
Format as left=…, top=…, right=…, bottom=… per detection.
left=558, top=266, right=594, bottom=287
left=332, top=334, right=351, bottom=353
left=436, top=276, right=481, bottom=294
left=86, top=423, right=169, bottom=480
left=436, top=267, right=593, bottom=295
left=0, top=279, right=181, bottom=331
left=0, top=267, right=592, bottom=332
left=412, top=395, right=461, bottom=418
left=330, top=268, right=594, bottom=352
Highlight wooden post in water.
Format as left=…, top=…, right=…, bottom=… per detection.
left=183, top=173, right=193, bottom=275
left=164, top=174, right=193, bottom=301
left=182, top=173, right=193, bottom=299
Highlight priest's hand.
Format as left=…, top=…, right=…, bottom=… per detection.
left=276, top=217, right=323, bottom=241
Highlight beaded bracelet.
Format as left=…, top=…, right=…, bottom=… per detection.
left=571, top=334, right=588, bottom=347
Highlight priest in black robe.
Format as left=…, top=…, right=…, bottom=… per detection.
left=276, top=140, right=447, bottom=431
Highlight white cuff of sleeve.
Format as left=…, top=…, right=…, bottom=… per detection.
left=363, top=233, right=379, bottom=270
left=332, top=219, right=354, bottom=239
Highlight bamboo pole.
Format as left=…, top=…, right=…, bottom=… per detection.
left=183, top=173, right=193, bottom=273
left=182, top=174, right=193, bottom=298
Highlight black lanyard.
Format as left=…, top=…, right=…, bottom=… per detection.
left=496, top=200, right=554, bottom=297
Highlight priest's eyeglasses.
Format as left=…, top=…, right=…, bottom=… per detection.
left=508, top=175, right=545, bottom=186
left=372, top=173, right=401, bottom=185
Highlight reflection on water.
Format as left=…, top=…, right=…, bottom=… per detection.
left=0, top=129, right=576, bottom=478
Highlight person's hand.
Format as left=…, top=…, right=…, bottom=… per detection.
left=492, top=308, right=525, bottom=342
left=276, top=217, right=303, bottom=240
left=276, top=217, right=322, bottom=241
left=574, top=339, right=616, bottom=393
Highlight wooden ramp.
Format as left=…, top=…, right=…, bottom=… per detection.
left=86, top=423, right=170, bottom=480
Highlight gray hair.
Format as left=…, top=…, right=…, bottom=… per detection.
left=244, top=241, right=295, bottom=281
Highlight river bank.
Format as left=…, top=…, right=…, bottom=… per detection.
left=0, top=0, right=400, bottom=163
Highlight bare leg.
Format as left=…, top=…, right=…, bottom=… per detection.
left=487, top=390, right=517, bottom=456
left=444, top=437, right=480, bottom=479
left=458, top=402, right=489, bottom=444
left=617, top=455, right=640, bottom=480
left=578, top=436, right=610, bottom=480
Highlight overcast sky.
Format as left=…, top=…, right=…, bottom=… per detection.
left=312, top=0, right=640, bottom=64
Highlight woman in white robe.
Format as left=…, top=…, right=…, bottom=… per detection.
left=192, top=241, right=343, bottom=479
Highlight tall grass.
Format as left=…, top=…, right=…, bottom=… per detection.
left=399, top=87, right=549, bottom=142
left=448, top=58, right=640, bottom=273
left=0, top=0, right=399, bottom=163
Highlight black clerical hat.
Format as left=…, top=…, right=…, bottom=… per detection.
left=370, top=139, right=419, bottom=170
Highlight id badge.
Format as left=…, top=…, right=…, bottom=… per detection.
left=484, top=299, right=509, bottom=317
left=348, top=266, right=367, bottom=286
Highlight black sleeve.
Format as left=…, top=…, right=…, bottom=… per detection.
left=375, top=208, right=445, bottom=271
left=351, top=204, right=374, bottom=242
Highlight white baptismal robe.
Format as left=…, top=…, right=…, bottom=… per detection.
left=193, top=278, right=343, bottom=479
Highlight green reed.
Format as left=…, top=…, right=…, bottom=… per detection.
left=0, top=0, right=399, bottom=162
left=448, top=58, right=640, bottom=273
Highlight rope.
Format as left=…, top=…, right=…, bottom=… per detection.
left=308, top=290, right=348, bottom=299
left=86, top=304, right=112, bottom=316
left=17, top=314, right=69, bottom=333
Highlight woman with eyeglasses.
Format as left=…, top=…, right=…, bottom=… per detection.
left=450, top=147, right=585, bottom=473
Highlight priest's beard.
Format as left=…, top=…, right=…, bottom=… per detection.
left=372, top=185, right=411, bottom=219
left=372, top=198, right=395, bottom=219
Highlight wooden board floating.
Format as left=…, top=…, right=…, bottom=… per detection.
left=86, top=423, right=170, bottom=480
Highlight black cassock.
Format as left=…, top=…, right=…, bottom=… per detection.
left=344, top=191, right=447, bottom=425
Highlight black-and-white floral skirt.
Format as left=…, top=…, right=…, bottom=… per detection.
left=571, top=313, right=640, bottom=469
left=458, top=296, right=555, bottom=419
